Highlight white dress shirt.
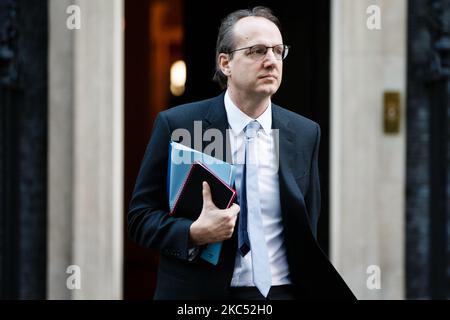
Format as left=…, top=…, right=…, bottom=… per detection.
left=224, top=90, right=292, bottom=287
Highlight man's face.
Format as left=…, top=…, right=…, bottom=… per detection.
left=226, top=17, right=284, bottom=98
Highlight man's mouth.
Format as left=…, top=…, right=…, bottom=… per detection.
left=259, top=74, right=277, bottom=80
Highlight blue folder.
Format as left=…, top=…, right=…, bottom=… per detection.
left=167, top=141, right=236, bottom=265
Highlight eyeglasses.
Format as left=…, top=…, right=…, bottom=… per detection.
left=227, top=44, right=290, bottom=61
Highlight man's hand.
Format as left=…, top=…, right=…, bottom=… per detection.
left=189, top=181, right=240, bottom=246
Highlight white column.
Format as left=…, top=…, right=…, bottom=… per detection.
left=331, top=0, right=406, bottom=299
left=48, top=0, right=124, bottom=299
left=48, top=0, right=75, bottom=300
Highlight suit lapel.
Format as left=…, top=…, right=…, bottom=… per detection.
left=272, top=105, right=311, bottom=233
left=203, top=93, right=233, bottom=164
left=272, top=105, right=298, bottom=200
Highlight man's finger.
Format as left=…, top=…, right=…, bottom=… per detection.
left=229, top=203, right=240, bottom=217
left=202, top=181, right=214, bottom=208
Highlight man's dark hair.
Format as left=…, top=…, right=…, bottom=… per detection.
left=213, top=6, right=282, bottom=90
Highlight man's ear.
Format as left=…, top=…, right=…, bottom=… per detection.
left=218, top=53, right=231, bottom=76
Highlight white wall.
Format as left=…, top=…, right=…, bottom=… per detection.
left=331, top=0, right=406, bottom=299
left=48, top=0, right=124, bottom=299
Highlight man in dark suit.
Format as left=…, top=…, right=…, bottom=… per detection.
left=128, top=6, right=356, bottom=300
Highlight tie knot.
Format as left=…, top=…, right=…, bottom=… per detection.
left=244, top=121, right=261, bottom=139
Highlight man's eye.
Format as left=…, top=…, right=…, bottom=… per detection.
left=274, top=47, right=283, bottom=56
left=251, top=46, right=266, bottom=55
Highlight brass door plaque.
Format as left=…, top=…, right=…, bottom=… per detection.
left=384, top=92, right=401, bottom=134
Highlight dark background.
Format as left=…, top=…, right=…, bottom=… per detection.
left=0, top=0, right=48, bottom=299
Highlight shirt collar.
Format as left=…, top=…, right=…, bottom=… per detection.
left=224, top=90, right=272, bottom=136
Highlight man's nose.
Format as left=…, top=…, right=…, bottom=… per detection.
left=262, top=49, right=278, bottom=66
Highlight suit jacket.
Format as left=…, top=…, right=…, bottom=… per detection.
left=128, top=92, right=356, bottom=300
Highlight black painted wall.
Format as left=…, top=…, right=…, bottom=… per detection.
left=0, top=0, right=48, bottom=299
left=406, top=0, right=450, bottom=299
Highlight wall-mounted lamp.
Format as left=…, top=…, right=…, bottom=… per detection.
left=170, top=60, right=186, bottom=96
